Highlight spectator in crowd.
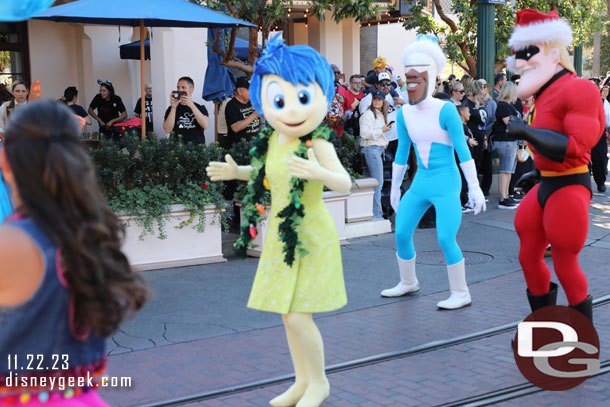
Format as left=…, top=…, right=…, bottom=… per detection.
left=338, top=74, right=365, bottom=137
left=330, top=64, right=345, bottom=90
left=363, top=56, right=388, bottom=91
left=461, top=80, right=488, bottom=171
left=359, top=71, right=404, bottom=157
left=444, top=74, right=457, bottom=94
left=460, top=74, right=472, bottom=89
left=449, top=81, right=465, bottom=105
left=217, top=97, right=231, bottom=148
left=0, top=81, right=28, bottom=133
left=224, top=77, right=260, bottom=148
left=135, top=83, right=153, bottom=133
left=434, top=78, right=450, bottom=100
left=491, top=81, right=521, bottom=209
left=0, top=101, right=149, bottom=407
left=61, top=86, right=92, bottom=126
left=480, top=84, right=497, bottom=199
left=88, top=80, right=127, bottom=140
left=458, top=104, right=478, bottom=212
left=163, top=76, right=209, bottom=144
left=359, top=89, right=391, bottom=219
left=0, top=83, right=13, bottom=104
left=591, top=85, right=610, bottom=192
left=493, top=72, right=507, bottom=100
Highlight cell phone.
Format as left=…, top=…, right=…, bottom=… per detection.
left=388, top=121, right=395, bottom=125
left=172, top=90, right=186, bottom=100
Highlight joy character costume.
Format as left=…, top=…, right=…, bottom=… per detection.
left=207, top=35, right=351, bottom=407
left=381, top=35, right=486, bottom=309
left=506, top=9, right=604, bottom=322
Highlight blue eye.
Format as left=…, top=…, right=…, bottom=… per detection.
left=266, top=81, right=285, bottom=111
left=298, top=91, right=310, bottom=105
left=274, top=95, right=285, bottom=109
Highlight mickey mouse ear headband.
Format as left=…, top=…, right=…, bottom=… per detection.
left=97, top=79, right=112, bottom=86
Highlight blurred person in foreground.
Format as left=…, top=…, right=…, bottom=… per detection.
left=0, top=101, right=149, bottom=406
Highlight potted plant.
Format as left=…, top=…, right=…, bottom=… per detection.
left=89, top=134, right=230, bottom=270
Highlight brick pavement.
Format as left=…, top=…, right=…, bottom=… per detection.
left=100, top=244, right=610, bottom=407
left=176, top=302, right=610, bottom=407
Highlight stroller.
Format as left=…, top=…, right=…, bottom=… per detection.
left=110, top=117, right=142, bottom=141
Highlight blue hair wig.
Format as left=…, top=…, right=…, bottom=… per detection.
left=250, top=33, right=335, bottom=116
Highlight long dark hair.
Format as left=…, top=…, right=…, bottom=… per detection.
left=100, top=82, right=115, bottom=100
left=3, top=101, right=149, bottom=337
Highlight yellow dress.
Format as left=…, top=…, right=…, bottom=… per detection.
left=247, top=131, right=347, bottom=314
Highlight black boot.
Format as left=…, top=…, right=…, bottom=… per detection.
left=569, top=295, right=593, bottom=323
left=526, top=282, right=558, bottom=312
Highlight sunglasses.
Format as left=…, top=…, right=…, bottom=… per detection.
left=455, top=90, right=465, bottom=94
left=97, top=79, right=112, bottom=86
left=379, top=82, right=391, bottom=87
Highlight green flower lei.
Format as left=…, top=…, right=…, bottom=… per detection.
left=234, top=123, right=337, bottom=266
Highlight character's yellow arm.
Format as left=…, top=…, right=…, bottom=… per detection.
left=206, top=154, right=253, bottom=182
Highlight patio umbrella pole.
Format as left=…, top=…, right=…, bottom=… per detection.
left=140, top=19, right=146, bottom=139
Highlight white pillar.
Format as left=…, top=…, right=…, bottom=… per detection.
left=342, top=18, right=360, bottom=79
left=593, top=32, right=601, bottom=78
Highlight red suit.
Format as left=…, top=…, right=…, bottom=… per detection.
left=514, top=71, right=604, bottom=305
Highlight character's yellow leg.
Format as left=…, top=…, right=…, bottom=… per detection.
left=270, top=314, right=309, bottom=407
left=284, top=312, right=329, bottom=407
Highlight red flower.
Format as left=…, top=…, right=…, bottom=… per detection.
left=201, top=183, right=208, bottom=190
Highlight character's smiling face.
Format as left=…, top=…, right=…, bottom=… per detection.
left=404, top=68, right=429, bottom=105
left=261, top=74, right=328, bottom=138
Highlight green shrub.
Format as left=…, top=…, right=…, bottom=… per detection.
left=89, top=134, right=230, bottom=239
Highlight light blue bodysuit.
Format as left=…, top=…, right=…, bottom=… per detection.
left=394, top=97, right=472, bottom=266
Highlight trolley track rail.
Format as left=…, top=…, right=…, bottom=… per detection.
left=135, top=294, right=610, bottom=407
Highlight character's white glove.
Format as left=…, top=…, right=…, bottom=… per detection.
left=390, top=162, right=408, bottom=213
left=459, top=159, right=486, bottom=215
left=206, top=154, right=239, bottom=181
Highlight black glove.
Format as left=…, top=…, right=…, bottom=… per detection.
left=507, top=116, right=568, bottom=163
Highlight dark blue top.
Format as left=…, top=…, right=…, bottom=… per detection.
left=0, top=218, right=105, bottom=378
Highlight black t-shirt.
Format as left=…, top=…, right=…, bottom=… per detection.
left=462, top=98, right=487, bottom=142
left=164, top=103, right=209, bottom=144
left=68, top=104, right=88, bottom=118
left=135, top=97, right=153, bottom=128
left=224, top=98, right=260, bottom=147
left=492, top=101, right=521, bottom=142
left=89, top=94, right=126, bottom=124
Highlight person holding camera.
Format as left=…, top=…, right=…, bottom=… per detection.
left=163, top=76, right=209, bottom=144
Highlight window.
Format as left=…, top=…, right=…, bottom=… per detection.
left=0, top=22, right=30, bottom=89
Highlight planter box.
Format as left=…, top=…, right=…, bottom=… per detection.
left=237, top=191, right=349, bottom=257
left=120, top=204, right=226, bottom=271
left=345, top=178, right=377, bottom=223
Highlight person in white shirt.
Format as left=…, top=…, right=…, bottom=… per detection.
left=360, top=72, right=405, bottom=158
left=0, top=81, right=28, bottom=133
left=360, top=89, right=392, bottom=219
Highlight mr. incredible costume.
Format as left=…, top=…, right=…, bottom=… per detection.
left=506, top=9, right=604, bottom=322
left=381, top=35, right=486, bottom=310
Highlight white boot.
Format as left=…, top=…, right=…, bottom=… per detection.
left=381, top=254, right=420, bottom=297
left=437, top=259, right=471, bottom=309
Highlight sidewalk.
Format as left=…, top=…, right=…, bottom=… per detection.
left=100, top=188, right=610, bottom=407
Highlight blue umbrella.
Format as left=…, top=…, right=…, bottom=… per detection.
left=202, top=28, right=236, bottom=103
left=0, top=0, right=54, bottom=21
left=33, top=0, right=255, bottom=137
left=120, top=37, right=259, bottom=61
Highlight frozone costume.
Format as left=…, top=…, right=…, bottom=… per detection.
left=506, top=9, right=604, bottom=321
left=381, top=35, right=486, bottom=309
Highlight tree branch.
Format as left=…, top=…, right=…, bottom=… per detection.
left=225, top=0, right=236, bottom=16
left=433, top=0, right=459, bottom=32
left=213, top=28, right=226, bottom=58
left=220, top=58, right=255, bottom=75
left=223, top=27, right=238, bottom=65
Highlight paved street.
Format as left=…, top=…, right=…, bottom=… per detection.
left=100, top=185, right=610, bottom=407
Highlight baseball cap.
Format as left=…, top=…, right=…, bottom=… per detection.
left=371, top=89, right=386, bottom=100
left=377, top=72, right=391, bottom=83
left=235, top=77, right=250, bottom=89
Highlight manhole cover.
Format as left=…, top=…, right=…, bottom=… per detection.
left=416, top=250, right=494, bottom=266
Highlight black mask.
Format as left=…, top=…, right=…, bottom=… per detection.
left=515, top=45, right=540, bottom=61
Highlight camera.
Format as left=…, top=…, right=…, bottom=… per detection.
left=172, top=90, right=186, bottom=100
